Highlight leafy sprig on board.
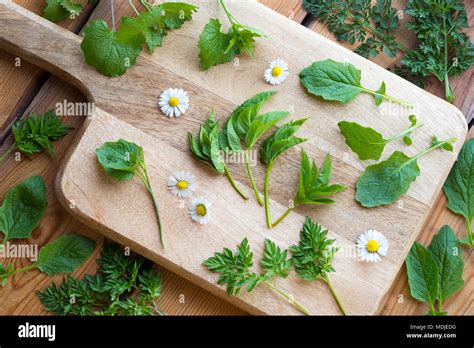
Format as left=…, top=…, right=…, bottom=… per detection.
left=95, top=139, right=165, bottom=247
left=1, top=234, right=95, bottom=287
left=43, top=0, right=83, bottom=22
left=0, top=110, right=70, bottom=162
left=338, top=115, right=423, bottom=161
left=198, top=0, right=264, bottom=70
left=271, top=150, right=346, bottom=228
left=38, top=243, right=165, bottom=315
left=220, top=91, right=289, bottom=205
left=261, top=119, right=307, bottom=228
left=443, top=138, right=474, bottom=247
left=188, top=112, right=249, bottom=200
left=356, top=136, right=456, bottom=207
left=290, top=217, right=348, bottom=315
left=0, top=176, right=47, bottom=245
left=299, top=59, right=413, bottom=106
left=204, top=238, right=311, bottom=315
left=303, top=0, right=404, bottom=58
left=405, top=225, right=464, bottom=315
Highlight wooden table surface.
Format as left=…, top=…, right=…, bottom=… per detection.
left=0, top=0, right=472, bottom=315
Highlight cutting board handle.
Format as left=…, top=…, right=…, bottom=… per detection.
left=0, top=0, right=97, bottom=99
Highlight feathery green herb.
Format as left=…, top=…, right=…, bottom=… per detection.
left=204, top=238, right=311, bottom=315
left=0, top=176, right=47, bottom=245
left=96, top=139, right=165, bottom=247
left=261, top=119, right=307, bottom=228
left=220, top=91, right=289, bottom=205
left=406, top=225, right=464, bottom=315
left=37, top=243, right=165, bottom=315
left=299, top=59, right=413, bottom=106
left=338, top=115, right=423, bottom=161
left=443, top=138, right=474, bottom=247
left=290, top=217, right=347, bottom=315
left=188, top=112, right=248, bottom=200
left=1, top=234, right=95, bottom=287
left=0, top=110, right=70, bottom=162
left=198, top=0, right=264, bottom=70
left=356, top=136, right=456, bottom=207
left=272, top=150, right=346, bottom=228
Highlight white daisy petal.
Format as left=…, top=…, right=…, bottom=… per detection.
left=167, top=171, right=196, bottom=198
left=189, top=198, right=211, bottom=225
left=356, top=229, right=389, bottom=263
left=263, top=58, right=289, bottom=86
left=158, top=88, right=190, bottom=117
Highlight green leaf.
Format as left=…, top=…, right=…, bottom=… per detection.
left=443, top=138, right=473, bottom=244
left=261, top=119, right=307, bottom=165
left=43, top=0, right=83, bottom=22
left=373, top=81, right=386, bottom=106
left=0, top=176, right=47, bottom=243
left=338, top=121, right=386, bottom=161
left=81, top=20, right=141, bottom=77
left=198, top=19, right=237, bottom=70
left=261, top=239, right=292, bottom=279
left=12, top=110, right=69, bottom=158
left=35, top=234, right=96, bottom=276
left=95, top=139, right=144, bottom=181
left=299, top=59, right=362, bottom=104
left=356, top=151, right=420, bottom=207
left=427, top=225, right=464, bottom=305
left=160, top=2, right=198, bottom=30
left=244, top=111, right=289, bottom=149
left=405, top=242, right=439, bottom=307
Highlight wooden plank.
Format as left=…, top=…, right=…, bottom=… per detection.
left=259, top=0, right=306, bottom=23
left=0, top=0, right=95, bottom=142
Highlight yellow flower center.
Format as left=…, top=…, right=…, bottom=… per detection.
left=196, top=204, right=207, bottom=217
left=176, top=180, right=188, bottom=190
left=271, top=66, right=282, bottom=77
left=366, top=240, right=379, bottom=253
left=169, top=97, right=180, bottom=107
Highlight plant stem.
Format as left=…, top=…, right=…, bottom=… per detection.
left=140, top=0, right=153, bottom=12
left=128, top=0, right=140, bottom=16
left=411, top=137, right=457, bottom=163
left=386, top=122, right=424, bottom=143
left=323, top=277, right=348, bottom=315
left=244, top=151, right=263, bottom=206
left=442, top=16, right=454, bottom=103
left=1, top=264, right=38, bottom=281
left=263, top=280, right=312, bottom=315
left=466, top=217, right=473, bottom=247
left=218, top=0, right=239, bottom=26
left=264, top=163, right=274, bottom=228
left=138, top=166, right=166, bottom=248
left=0, top=146, right=14, bottom=163
left=271, top=207, right=294, bottom=228
left=223, top=165, right=248, bottom=200
left=361, top=87, right=414, bottom=107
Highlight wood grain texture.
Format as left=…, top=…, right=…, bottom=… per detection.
left=0, top=0, right=472, bottom=316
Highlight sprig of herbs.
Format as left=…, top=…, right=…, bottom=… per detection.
left=220, top=91, right=289, bottom=205
left=43, top=0, right=84, bottom=22
left=0, top=176, right=47, bottom=245
left=38, top=243, right=165, bottom=315
left=290, top=217, right=348, bottom=315
left=204, top=238, right=312, bottom=315
left=95, top=139, right=165, bottom=247
left=405, top=225, right=464, bottom=315
left=0, top=110, right=70, bottom=162
left=81, top=1, right=197, bottom=76
left=338, top=115, right=423, bottom=161
left=261, top=119, right=307, bottom=228
left=198, top=0, right=264, bottom=70
left=1, top=234, right=95, bottom=287
left=272, top=150, right=346, bottom=228
left=188, top=112, right=248, bottom=200
left=299, top=59, right=413, bottom=107
left=443, top=138, right=474, bottom=247
left=356, top=136, right=456, bottom=207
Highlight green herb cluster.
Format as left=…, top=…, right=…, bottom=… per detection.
left=43, top=0, right=84, bottom=22
left=1, top=110, right=70, bottom=163
left=80, top=1, right=198, bottom=76
left=96, top=139, right=165, bottom=247
left=38, top=243, right=164, bottom=315
left=204, top=217, right=347, bottom=315
left=443, top=138, right=474, bottom=247
left=299, top=59, right=413, bottom=106
left=338, top=115, right=423, bottom=161
left=405, top=225, right=464, bottom=315
left=198, top=0, right=264, bottom=70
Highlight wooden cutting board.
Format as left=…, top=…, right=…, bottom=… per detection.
left=0, top=0, right=467, bottom=315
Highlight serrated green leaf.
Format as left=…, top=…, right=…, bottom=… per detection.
left=95, top=139, right=144, bottom=181
left=43, top=0, right=83, bottom=22
left=261, top=239, right=292, bottom=279
left=198, top=19, right=237, bottom=70
left=244, top=111, right=289, bottom=148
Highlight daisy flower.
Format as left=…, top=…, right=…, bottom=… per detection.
left=189, top=198, right=211, bottom=225
left=357, top=229, right=389, bottom=263
left=158, top=88, right=189, bottom=117
left=167, top=171, right=196, bottom=198
left=264, top=58, right=289, bottom=85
